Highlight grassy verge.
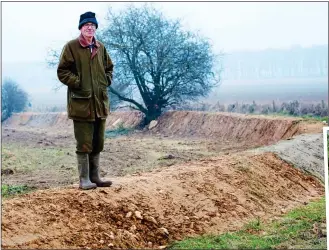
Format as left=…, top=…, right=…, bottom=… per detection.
left=170, top=197, right=326, bottom=249
left=2, top=143, right=75, bottom=173
left=1, top=184, right=36, bottom=198
left=265, top=112, right=327, bottom=122
left=301, top=115, right=328, bottom=122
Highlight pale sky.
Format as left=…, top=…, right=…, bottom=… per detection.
left=2, top=1, right=328, bottom=63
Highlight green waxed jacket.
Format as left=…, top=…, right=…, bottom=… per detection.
left=57, top=37, right=113, bottom=121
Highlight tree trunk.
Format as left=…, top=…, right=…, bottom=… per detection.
left=143, top=104, right=162, bottom=126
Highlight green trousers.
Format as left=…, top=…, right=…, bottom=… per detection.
left=73, top=118, right=106, bottom=154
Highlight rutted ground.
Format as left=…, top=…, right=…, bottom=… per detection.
left=1, top=111, right=326, bottom=249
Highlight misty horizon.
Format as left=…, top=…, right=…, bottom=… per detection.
left=2, top=2, right=328, bottom=109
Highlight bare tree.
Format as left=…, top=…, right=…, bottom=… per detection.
left=98, top=4, right=221, bottom=124
left=2, top=78, right=29, bottom=121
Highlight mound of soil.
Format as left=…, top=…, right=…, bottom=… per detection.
left=2, top=111, right=144, bottom=130
left=2, top=152, right=324, bottom=249
left=148, top=111, right=324, bottom=145
left=2, top=112, right=70, bottom=128
left=3, top=111, right=324, bottom=147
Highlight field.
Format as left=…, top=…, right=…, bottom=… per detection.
left=1, top=111, right=327, bottom=249
left=207, top=78, right=328, bottom=104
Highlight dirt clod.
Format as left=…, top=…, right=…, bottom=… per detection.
left=148, top=120, right=158, bottom=130
left=1, top=169, right=14, bottom=175
left=135, top=211, right=143, bottom=220
left=145, top=216, right=158, bottom=225
left=159, top=227, right=169, bottom=236
left=159, top=154, right=175, bottom=160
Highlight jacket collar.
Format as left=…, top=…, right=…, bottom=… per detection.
left=78, top=34, right=100, bottom=59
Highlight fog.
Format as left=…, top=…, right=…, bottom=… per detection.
left=1, top=2, right=328, bottom=108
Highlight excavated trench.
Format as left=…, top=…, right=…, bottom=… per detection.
left=1, top=111, right=326, bottom=249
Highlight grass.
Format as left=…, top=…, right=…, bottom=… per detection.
left=300, top=115, right=328, bottom=122
left=105, top=122, right=134, bottom=138
left=2, top=144, right=75, bottom=173
left=266, top=112, right=328, bottom=122
left=170, top=197, right=326, bottom=249
left=1, top=184, right=35, bottom=198
left=302, top=115, right=328, bottom=122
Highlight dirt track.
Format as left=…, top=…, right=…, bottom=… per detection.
left=1, top=111, right=326, bottom=249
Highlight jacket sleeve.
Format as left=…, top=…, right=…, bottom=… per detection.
left=103, top=47, right=114, bottom=87
left=57, top=44, right=80, bottom=89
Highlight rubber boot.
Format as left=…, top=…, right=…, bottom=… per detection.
left=89, top=153, right=112, bottom=187
left=77, top=153, right=97, bottom=190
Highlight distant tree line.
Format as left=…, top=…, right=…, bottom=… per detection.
left=222, top=45, right=328, bottom=80
left=173, top=100, right=328, bottom=118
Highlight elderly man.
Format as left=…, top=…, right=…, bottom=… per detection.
left=57, top=11, right=113, bottom=190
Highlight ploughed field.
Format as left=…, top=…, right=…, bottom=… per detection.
left=1, top=111, right=326, bottom=248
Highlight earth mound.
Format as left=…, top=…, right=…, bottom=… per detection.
left=2, top=111, right=144, bottom=129
left=3, top=111, right=323, bottom=146
left=2, top=152, right=324, bottom=249
left=148, top=111, right=323, bottom=145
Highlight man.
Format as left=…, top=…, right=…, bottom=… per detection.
left=57, top=11, right=113, bottom=190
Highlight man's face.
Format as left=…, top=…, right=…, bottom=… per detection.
left=80, top=22, right=96, bottom=38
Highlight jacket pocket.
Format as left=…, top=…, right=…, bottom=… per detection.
left=102, top=89, right=110, bottom=115
left=69, top=90, right=92, bottom=118
left=98, top=73, right=109, bottom=88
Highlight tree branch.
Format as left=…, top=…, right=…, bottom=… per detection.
left=110, top=86, right=147, bottom=113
